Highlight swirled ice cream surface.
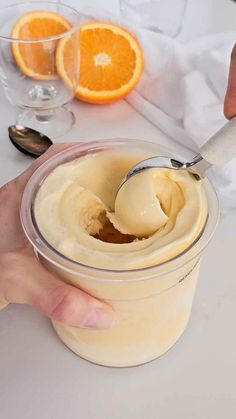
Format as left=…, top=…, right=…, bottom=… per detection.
left=34, top=150, right=207, bottom=270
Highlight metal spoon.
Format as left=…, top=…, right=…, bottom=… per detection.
left=119, top=116, right=236, bottom=190
left=8, top=125, right=53, bottom=157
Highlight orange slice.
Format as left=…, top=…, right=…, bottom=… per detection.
left=11, top=11, right=71, bottom=80
left=56, top=21, right=144, bottom=104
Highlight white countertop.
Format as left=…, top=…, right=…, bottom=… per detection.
left=1, top=1, right=236, bottom=418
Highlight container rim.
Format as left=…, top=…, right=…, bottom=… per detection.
left=20, top=138, right=220, bottom=282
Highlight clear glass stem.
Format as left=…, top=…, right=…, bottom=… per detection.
left=34, top=109, right=55, bottom=123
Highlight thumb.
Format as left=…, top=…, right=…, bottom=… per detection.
left=224, top=43, right=236, bottom=119
left=1, top=250, right=115, bottom=329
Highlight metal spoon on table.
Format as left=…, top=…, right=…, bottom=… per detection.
left=8, top=125, right=53, bottom=157
left=119, top=116, right=236, bottom=191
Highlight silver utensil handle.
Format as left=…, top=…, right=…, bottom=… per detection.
left=200, top=116, right=236, bottom=166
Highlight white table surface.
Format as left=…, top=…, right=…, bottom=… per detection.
left=1, top=1, right=236, bottom=418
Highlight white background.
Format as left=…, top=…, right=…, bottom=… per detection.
left=0, top=1, right=236, bottom=418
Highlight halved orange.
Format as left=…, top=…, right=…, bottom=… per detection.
left=56, top=21, right=144, bottom=104
left=11, top=11, right=71, bottom=80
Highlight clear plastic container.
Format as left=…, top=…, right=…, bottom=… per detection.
left=20, top=139, right=219, bottom=367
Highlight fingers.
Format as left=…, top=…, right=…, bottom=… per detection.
left=0, top=295, right=8, bottom=310
left=224, top=44, right=236, bottom=119
left=0, top=249, right=115, bottom=329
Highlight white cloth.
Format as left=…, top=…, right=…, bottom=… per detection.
left=65, top=0, right=236, bottom=212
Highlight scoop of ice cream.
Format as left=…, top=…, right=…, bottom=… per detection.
left=108, top=169, right=185, bottom=237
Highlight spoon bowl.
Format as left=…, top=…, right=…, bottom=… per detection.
left=118, top=154, right=203, bottom=193
left=8, top=125, right=53, bottom=157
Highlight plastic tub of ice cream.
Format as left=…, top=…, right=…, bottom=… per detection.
left=20, top=139, right=219, bottom=367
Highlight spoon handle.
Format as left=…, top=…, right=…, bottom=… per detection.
left=200, top=116, right=236, bottom=166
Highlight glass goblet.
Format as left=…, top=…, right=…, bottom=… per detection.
left=0, top=1, right=80, bottom=138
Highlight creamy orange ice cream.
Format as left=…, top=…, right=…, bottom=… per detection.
left=32, top=146, right=210, bottom=367
left=35, top=150, right=207, bottom=269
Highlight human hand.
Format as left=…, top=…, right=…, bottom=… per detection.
left=224, top=44, right=236, bottom=119
left=0, top=144, right=114, bottom=329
